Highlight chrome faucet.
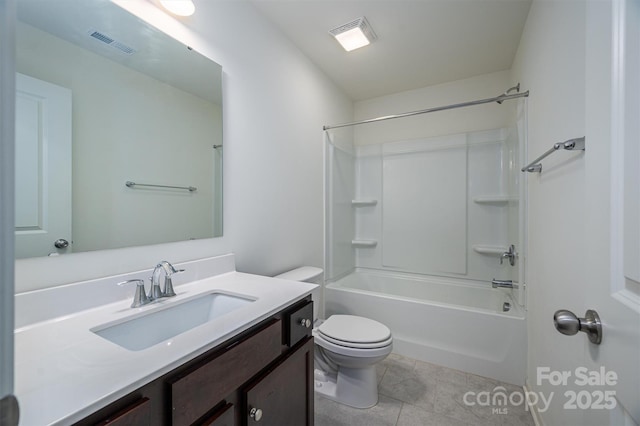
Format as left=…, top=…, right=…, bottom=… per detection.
left=500, top=244, right=516, bottom=266
left=150, top=261, right=184, bottom=300
left=117, top=261, right=185, bottom=308
left=492, top=279, right=513, bottom=289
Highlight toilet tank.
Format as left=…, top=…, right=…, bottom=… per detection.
left=274, top=266, right=323, bottom=283
left=275, top=266, right=323, bottom=321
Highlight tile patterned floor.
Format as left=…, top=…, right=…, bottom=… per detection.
left=315, top=354, right=535, bottom=426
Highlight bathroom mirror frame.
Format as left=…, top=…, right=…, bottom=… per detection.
left=15, top=0, right=223, bottom=259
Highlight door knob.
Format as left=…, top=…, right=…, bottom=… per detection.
left=553, top=309, right=602, bottom=344
left=54, top=239, right=69, bottom=249
left=0, top=394, right=19, bottom=426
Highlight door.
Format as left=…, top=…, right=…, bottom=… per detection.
left=15, top=73, right=72, bottom=257
left=580, top=0, right=639, bottom=423
left=1, top=1, right=18, bottom=424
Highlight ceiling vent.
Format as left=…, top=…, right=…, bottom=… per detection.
left=88, top=30, right=136, bottom=55
left=329, top=17, right=377, bottom=52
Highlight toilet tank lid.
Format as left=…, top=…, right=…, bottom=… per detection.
left=274, top=266, right=323, bottom=282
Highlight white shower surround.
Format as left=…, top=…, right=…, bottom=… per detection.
left=349, top=128, right=522, bottom=288
left=324, top=269, right=526, bottom=385
left=324, top=109, right=528, bottom=387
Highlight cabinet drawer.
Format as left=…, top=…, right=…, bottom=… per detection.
left=285, top=301, right=313, bottom=347
left=95, top=397, right=150, bottom=426
left=170, top=319, right=282, bottom=426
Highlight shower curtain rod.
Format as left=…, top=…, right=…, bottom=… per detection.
left=322, top=87, right=529, bottom=131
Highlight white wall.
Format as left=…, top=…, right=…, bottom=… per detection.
left=511, top=0, right=587, bottom=424
left=14, top=0, right=353, bottom=292
left=353, top=70, right=514, bottom=145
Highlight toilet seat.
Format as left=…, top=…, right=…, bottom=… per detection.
left=318, top=315, right=391, bottom=344
left=317, top=332, right=393, bottom=349
left=314, top=330, right=393, bottom=358
left=314, top=315, right=393, bottom=355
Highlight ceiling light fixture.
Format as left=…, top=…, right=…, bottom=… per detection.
left=159, top=0, right=196, bottom=17
left=329, top=17, right=377, bottom=52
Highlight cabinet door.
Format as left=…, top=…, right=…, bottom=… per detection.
left=244, top=338, right=314, bottom=426
left=196, top=402, right=234, bottom=426
left=170, top=320, right=282, bottom=426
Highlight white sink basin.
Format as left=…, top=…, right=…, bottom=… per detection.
left=92, top=292, right=255, bottom=351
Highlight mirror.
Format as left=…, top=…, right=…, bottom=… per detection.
left=15, top=0, right=223, bottom=259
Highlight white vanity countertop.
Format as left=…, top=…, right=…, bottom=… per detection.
left=14, top=269, right=316, bottom=426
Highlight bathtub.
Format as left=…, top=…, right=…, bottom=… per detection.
left=324, top=269, right=526, bottom=385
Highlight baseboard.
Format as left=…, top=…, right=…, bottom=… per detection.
left=524, top=379, right=545, bottom=426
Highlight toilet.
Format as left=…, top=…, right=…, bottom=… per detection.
left=275, top=267, right=393, bottom=409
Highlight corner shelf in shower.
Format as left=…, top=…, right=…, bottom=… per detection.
left=351, top=240, right=378, bottom=248
left=472, top=196, right=518, bottom=205
left=472, top=245, right=508, bottom=256
left=351, top=199, right=378, bottom=207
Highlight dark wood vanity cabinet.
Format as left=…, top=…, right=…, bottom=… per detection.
left=75, top=298, right=314, bottom=426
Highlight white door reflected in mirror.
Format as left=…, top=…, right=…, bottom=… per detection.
left=15, top=73, right=72, bottom=258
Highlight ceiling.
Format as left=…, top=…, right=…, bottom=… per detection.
left=250, top=0, right=532, bottom=101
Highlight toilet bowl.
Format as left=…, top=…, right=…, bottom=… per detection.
left=313, top=314, right=392, bottom=408
left=275, top=267, right=393, bottom=409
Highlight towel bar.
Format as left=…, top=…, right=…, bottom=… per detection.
left=522, top=137, right=585, bottom=173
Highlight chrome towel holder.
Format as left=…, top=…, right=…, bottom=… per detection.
left=125, top=181, right=197, bottom=192
left=522, top=137, right=585, bottom=173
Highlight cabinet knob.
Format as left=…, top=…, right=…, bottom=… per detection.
left=249, top=407, right=263, bottom=422
left=299, top=318, right=312, bottom=328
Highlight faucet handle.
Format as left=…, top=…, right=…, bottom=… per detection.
left=118, top=279, right=150, bottom=308
left=500, top=244, right=516, bottom=266
left=168, top=264, right=185, bottom=274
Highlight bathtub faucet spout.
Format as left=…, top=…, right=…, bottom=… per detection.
left=492, top=279, right=513, bottom=289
